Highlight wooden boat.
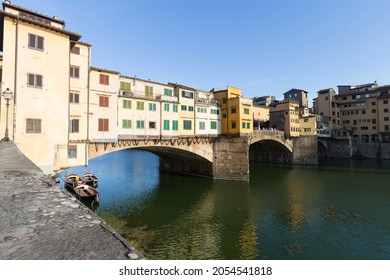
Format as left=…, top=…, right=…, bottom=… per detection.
left=64, top=174, right=81, bottom=190
left=82, top=172, right=98, bottom=188
left=74, top=184, right=99, bottom=202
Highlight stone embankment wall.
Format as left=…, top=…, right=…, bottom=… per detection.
left=353, top=142, right=390, bottom=159
left=322, top=138, right=353, bottom=158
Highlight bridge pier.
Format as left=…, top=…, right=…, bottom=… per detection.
left=292, top=136, right=319, bottom=164
left=212, top=136, right=250, bottom=181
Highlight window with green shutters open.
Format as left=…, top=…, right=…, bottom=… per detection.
left=211, top=121, right=217, bottom=130
left=149, top=103, right=157, bottom=111
left=164, top=103, right=170, bottom=111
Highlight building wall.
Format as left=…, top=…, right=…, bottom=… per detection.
left=299, top=115, right=316, bottom=136
left=89, top=68, right=119, bottom=142
left=177, top=86, right=195, bottom=136
left=1, top=14, right=71, bottom=173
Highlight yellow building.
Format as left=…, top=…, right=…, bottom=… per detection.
left=0, top=1, right=82, bottom=173
left=252, top=105, right=269, bottom=129
left=299, top=115, right=317, bottom=136
left=213, top=86, right=253, bottom=135
left=269, top=101, right=300, bottom=138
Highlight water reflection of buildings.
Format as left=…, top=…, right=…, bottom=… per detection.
left=153, top=182, right=259, bottom=259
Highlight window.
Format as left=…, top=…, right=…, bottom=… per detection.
left=304, top=128, right=311, bottom=132
left=247, top=122, right=250, bottom=129
left=68, top=145, right=77, bottom=158
left=26, top=118, right=42, bottom=133
left=145, top=86, right=153, bottom=99
left=69, top=93, right=79, bottom=104
left=304, top=118, right=309, bottom=122
left=373, top=119, right=377, bottom=124
left=28, top=33, right=44, bottom=51
left=372, top=109, right=377, bottom=113
left=149, top=103, right=157, bottom=111
left=98, top=119, right=109, bottom=131
left=163, top=120, right=170, bottom=130
left=231, top=107, right=237, bottom=114
left=123, top=99, right=131, bottom=109
left=210, top=121, right=217, bottom=130
left=69, top=119, right=79, bottom=133
left=197, top=107, right=207, bottom=113
left=164, top=103, right=170, bottom=111
left=122, top=119, right=131, bottom=129
left=172, top=120, right=178, bottom=131
left=386, top=125, right=390, bottom=131
left=149, top=122, right=156, bottom=129
left=99, top=74, right=109, bottom=85
left=164, top=88, right=173, bottom=96
left=385, top=117, right=389, bottom=121
left=371, top=102, right=376, bottom=106
left=27, top=73, right=43, bottom=88
left=199, top=122, right=205, bottom=130
left=136, top=101, right=144, bottom=110
left=183, top=120, right=192, bottom=130
left=223, top=113, right=227, bottom=119
left=120, top=81, right=131, bottom=91
left=222, top=98, right=227, bottom=104
left=188, top=106, right=194, bottom=112
left=181, top=90, right=193, bottom=99
left=362, top=110, right=366, bottom=114
left=181, top=105, right=187, bottom=111
left=244, top=108, right=250, bottom=114
left=173, top=104, right=178, bottom=112
left=211, top=109, right=219, bottom=115
left=385, top=108, right=389, bottom=113
left=99, top=96, right=109, bottom=107
left=361, top=126, right=368, bottom=130
left=136, top=120, right=145, bottom=129
left=70, top=46, right=80, bottom=55
left=232, top=122, right=236, bottom=129
left=70, top=66, right=80, bottom=78
left=242, top=122, right=246, bottom=129
left=384, top=100, right=389, bottom=105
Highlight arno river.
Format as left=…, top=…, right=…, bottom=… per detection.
left=58, top=149, right=390, bottom=260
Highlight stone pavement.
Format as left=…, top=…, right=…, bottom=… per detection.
left=0, top=142, right=144, bottom=260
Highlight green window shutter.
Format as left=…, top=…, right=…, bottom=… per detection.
left=164, top=88, right=172, bottom=96
left=137, top=101, right=144, bottom=110
left=122, top=119, right=131, bottom=129
left=172, top=120, right=178, bottom=130
left=145, top=86, right=153, bottom=99
left=211, top=121, right=217, bottom=129
left=173, top=104, right=178, bottom=112
left=163, top=120, right=170, bottom=130
left=149, top=103, right=156, bottom=111
left=199, top=122, right=205, bottom=130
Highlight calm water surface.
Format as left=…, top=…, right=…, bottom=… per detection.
left=58, top=150, right=390, bottom=260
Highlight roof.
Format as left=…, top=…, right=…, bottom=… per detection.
left=284, top=88, right=308, bottom=94
left=317, top=88, right=334, bottom=94
left=120, top=75, right=171, bottom=87
left=2, top=1, right=65, bottom=25
left=0, top=8, right=81, bottom=41
left=90, top=66, right=120, bottom=75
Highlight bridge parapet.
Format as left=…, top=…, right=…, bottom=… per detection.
left=250, top=130, right=293, bottom=152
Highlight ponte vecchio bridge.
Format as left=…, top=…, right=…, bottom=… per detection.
left=87, top=131, right=318, bottom=181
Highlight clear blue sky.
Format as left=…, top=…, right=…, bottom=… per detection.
left=14, top=0, right=390, bottom=105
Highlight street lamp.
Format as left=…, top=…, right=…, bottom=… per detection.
left=3, top=88, right=13, bottom=142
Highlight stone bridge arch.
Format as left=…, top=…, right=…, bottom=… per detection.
left=249, top=132, right=294, bottom=163
left=87, top=137, right=215, bottom=178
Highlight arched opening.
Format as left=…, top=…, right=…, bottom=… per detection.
left=249, top=139, right=293, bottom=163
left=317, top=141, right=328, bottom=158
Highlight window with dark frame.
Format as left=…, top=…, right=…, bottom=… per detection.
left=70, top=66, right=80, bottom=78
left=67, top=145, right=77, bottom=158
left=98, top=119, right=109, bottom=131
left=99, top=74, right=109, bottom=85
left=27, top=73, right=43, bottom=88
left=26, top=118, right=42, bottom=133
left=99, top=96, right=109, bottom=107
left=28, top=33, right=44, bottom=51
left=69, top=93, right=80, bottom=103
left=70, top=46, right=80, bottom=55
left=69, top=119, right=79, bottom=133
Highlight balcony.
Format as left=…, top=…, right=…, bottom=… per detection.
left=157, top=95, right=178, bottom=103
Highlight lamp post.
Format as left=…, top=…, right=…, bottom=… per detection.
left=3, top=88, right=13, bottom=142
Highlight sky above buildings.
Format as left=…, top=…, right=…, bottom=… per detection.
left=14, top=0, right=390, bottom=105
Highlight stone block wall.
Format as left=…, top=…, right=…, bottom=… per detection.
left=212, top=136, right=250, bottom=181
left=292, top=136, right=318, bottom=164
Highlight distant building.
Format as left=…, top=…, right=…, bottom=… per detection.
left=283, top=88, right=309, bottom=115
left=269, top=101, right=300, bottom=138
left=253, top=95, right=275, bottom=107
left=299, top=115, right=317, bottom=136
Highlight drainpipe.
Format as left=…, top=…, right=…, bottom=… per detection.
left=86, top=45, right=91, bottom=166
left=12, top=16, right=19, bottom=142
